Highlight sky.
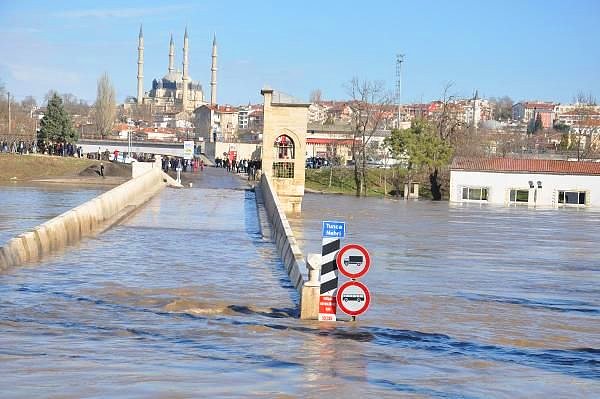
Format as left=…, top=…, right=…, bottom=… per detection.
left=0, top=0, right=599, bottom=106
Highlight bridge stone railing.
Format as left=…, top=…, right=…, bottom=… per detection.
left=0, top=167, right=175, bottom=271
left=259, top=174, right=319, bottom=319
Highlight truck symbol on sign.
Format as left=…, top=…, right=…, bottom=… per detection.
left=343, top=255, right=364, bottom=267
left=342, top=294, right=365, bottom=303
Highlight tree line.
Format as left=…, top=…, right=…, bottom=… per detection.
left=0, top=73, right=116, bottom=146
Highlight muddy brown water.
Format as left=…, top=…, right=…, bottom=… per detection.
left=1, top=169, right=598, bottom=398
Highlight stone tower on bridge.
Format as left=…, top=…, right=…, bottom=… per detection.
left=261, top=87, right=310, bottom=214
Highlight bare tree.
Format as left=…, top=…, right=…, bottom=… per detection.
left=95, top=72, right=116, bottom=139
left=489, top=96, right=513, bottom=120
left=346, top=78, right=393, bottom=196
left=430, top=82, right=467, bottom=199
left=573, top=91, right=597, bottom=106
left=309, top=89, right=322, bottom=103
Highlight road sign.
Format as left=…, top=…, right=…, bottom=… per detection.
left=336, top=244, right=371, bottom=279
left=322, top=221, right=345, bottom=238
left=183, top=140, right=194, bottom=160
left=336, top=281, right=371, bottom=316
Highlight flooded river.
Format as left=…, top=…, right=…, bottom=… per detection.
left=0, top=184, right=105, bottom=246
left=1, top=170, right=598, bottom=397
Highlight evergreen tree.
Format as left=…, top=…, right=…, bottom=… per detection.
left=384, top=119, right=453, bottom=198
left=38, top=93, right=78, bottom=145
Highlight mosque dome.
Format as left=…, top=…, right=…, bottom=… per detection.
left=162, top=70, right=183, bottom=83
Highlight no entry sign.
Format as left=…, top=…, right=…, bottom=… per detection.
left=336, top=244, right=371, bottom=279
left=336, top=281, right=371, bottom=316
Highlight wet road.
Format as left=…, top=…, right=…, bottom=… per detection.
left=1, top=170, right=599, bottom=398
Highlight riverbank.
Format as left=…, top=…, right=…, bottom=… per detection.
left=305, top=167, right=441, bottom=198
left=0, top=153, right=131, bottom=185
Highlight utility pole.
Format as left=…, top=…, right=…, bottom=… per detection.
left=395, top=54, right=405, bottom=129
left=7, top=91, right=11, bottom=136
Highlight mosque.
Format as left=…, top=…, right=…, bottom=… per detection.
left=135, top=26, right=217, bottom=112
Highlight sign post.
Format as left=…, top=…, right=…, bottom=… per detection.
left=318, top=221, right=345, bottom=321
left=183, top=140, right=194, bottom=160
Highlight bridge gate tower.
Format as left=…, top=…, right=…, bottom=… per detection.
left=260, top=87, right=310, bottom=214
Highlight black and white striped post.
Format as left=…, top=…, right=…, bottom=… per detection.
left=318, top=221, right=345, bottom=321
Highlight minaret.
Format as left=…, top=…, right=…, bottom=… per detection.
left=181, top=27, right=190, bottom=110
left=137, top=25, right=144, bottom=105
left=210, top=34, right=218, bottom=106
left=168, top=33, right=175, bottom=74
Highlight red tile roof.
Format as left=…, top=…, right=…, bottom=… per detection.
left=523, top=102, right=555, bottom=110
left=451, top=157, right=600, bottom=175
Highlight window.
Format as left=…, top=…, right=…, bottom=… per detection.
left=274, top=135, right=295, bottom=160
left=462, top=187, right=488, bottom=201
left=273, top=134, right=295, bottom=179
left=558, top=191, right=586, bottom=205
left=510, top=189, right=529, bottom=203
left=273, top=162, right=295, bottom=178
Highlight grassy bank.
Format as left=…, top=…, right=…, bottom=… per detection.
left=0, top=154, right=99, bottom=182
left=305, top=167, right=406, bottom=197
left=305, top=167, right=445, bottom=199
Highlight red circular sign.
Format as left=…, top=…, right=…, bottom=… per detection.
left=336, top=281, right=371, bottom=316
left=336, top=244, right=371, bottom=279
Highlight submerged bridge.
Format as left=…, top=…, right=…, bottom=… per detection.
left=0, top=166, right=318, bottom=319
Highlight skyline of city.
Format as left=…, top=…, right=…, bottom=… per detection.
left=1, top=0, right=599, bottom=105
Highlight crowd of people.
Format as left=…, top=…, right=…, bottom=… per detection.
left=1, top=140, right=38, bottom=155
left=1, top=139, right=86, bottom=157
left=214, top=157, right=261, bottom=180
left=161, top=157, right=204, bottom=173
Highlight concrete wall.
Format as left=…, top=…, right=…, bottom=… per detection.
left=132, top=159, right=162, bottom=178
left=0, top=168, right=168, bottom=271
left=259, top=174, right=319, bottom=319
left=450, top=170, right=600, bottom=207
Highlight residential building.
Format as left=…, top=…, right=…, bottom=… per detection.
left=193, top=104, right=239, bottom=142
left=307, top=102, right=329, bottom=124
left=450, top=157, right=600, bottom=207
left=512, top=101, right=556, bottom=129
left=238, top=106, right=249, bottom=130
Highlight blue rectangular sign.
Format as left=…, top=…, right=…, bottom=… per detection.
left=322, top=220, right=346, bottom=238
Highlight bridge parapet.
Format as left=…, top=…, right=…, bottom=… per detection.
left=0, top=168, right=172, bottom=271
left=258, top=174, right=319, bottom=319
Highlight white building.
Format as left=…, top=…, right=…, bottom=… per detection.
left=450, top=157, right=600, bottom=208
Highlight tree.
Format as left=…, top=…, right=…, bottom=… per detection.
left=346, top=78, right=392, bottom=196
left=309, top=89, right=322, bottom=103
left=95, top=72, right=116, bottom=138
left=428, top=83, right=465, bottom=199
left=21, top=96, right=37, bottom=110
left=489, top=96, right=513, bottom=120
left=38, top=93, right=77, bottom=144
left=385, top=119, right=453, bottom=199
left=573, top=91, right=597, bottom=106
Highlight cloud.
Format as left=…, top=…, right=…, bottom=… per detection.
left=52, top=4, right=193, bottom=19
